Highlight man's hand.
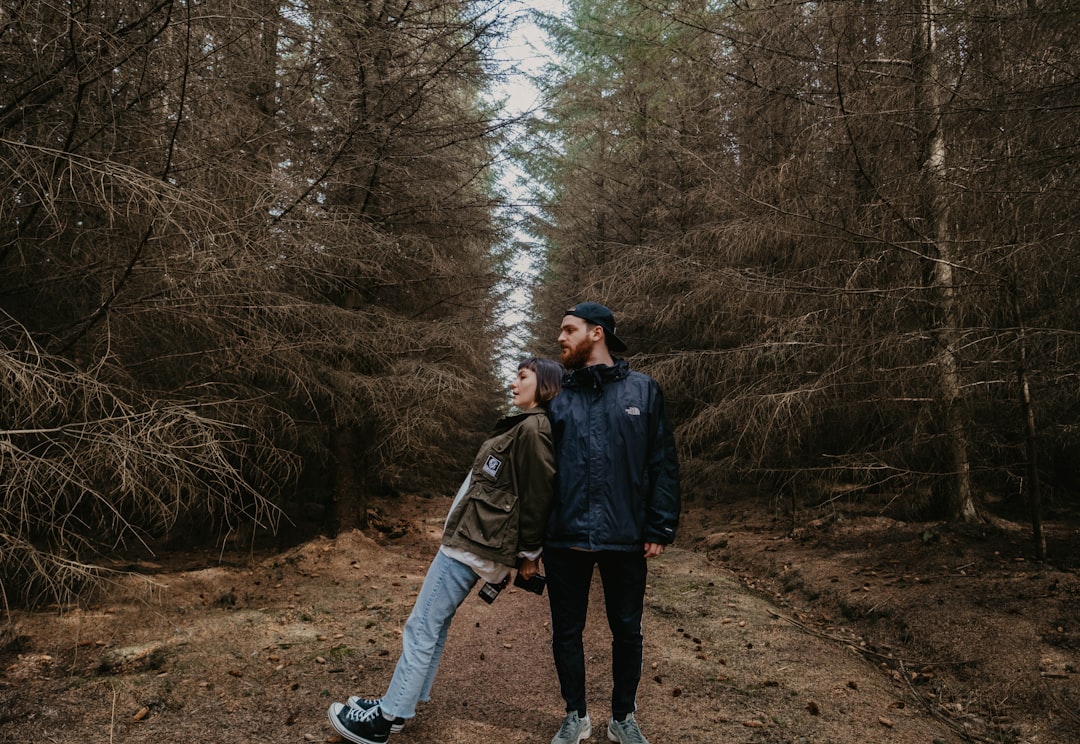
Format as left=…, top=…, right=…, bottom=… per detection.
left=519, top=556, right=540, bottom=579
left=644, top=542, right=665, bottom=559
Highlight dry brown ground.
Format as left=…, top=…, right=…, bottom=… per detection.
left=2, top=489, right=1078, bottom=744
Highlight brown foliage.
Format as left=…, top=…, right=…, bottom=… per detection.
left=0, top=0, right=509, bottom=604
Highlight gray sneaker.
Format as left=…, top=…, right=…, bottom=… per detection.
left=606, top=713, right=649, bottom=744
left=551, top=711, right=592, bottom=744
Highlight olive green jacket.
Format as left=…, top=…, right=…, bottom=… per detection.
left=442, top=407, right=556, bottom=567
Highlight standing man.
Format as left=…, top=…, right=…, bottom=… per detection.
left=545, top=302, right=680, bottom=744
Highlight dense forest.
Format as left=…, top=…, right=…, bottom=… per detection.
left=0, top=0, right=510, bottom=606
left=529, top=0, right=1080, bottom=542
left=2, top=0, right=1078, bottom=607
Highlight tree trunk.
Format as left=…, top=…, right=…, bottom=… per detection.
left=332, top=424, right=367, bottom=531
left=914, top=0, right=977, bottom=521
left=1011, top=287, right=1046, bottom=559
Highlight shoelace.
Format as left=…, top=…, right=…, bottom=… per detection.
left=343, top=704, right=381, bottom=724
left=557, top=714, right=582, bottom=738
left=611, top=716, right=647, bottom=744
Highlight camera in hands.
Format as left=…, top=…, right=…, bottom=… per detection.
left=513, top=571, right=546, bottom=595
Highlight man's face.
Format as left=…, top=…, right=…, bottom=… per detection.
left=558, top=314, right=596, bottom=369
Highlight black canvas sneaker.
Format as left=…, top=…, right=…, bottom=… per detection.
left=328, top=701, right=393, bottom=744
left=346, top=696, right=405, bottom=733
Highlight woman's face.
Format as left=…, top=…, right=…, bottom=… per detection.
left=510, top=366, right=539, bottom=410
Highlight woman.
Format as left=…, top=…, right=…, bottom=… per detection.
left=328, top=357, right=563, bottom=744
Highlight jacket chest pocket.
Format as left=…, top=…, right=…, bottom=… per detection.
left=478, top=435, right=512, bottom=484
left=458, top=483, right=516, bottom=549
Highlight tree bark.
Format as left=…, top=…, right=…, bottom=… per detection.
left=332, top=424, right=368, bottom=531
left=914, top=0, right=977, bottom=522
left=1011, top=286, right=1046, bottom=559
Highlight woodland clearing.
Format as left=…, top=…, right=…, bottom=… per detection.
left=2, top=489, right=1078, bottom=744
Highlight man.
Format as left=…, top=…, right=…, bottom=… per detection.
left=544, top=302, right=681, bottom=744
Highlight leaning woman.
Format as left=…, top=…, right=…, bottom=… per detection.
left=327, top=357, right=563, bottom=744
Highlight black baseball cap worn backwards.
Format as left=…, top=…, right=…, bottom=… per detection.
left=565, top=301, right=628, bottom=352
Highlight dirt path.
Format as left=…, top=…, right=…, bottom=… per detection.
left=0, top=492, right=1034, bottom=743
left=425, top=545, right=960, bottom=744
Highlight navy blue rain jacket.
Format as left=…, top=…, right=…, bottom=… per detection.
left=546, top=359, right=680, bottom=551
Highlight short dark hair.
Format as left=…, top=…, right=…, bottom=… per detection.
left=518, top=357, right=564, bottom=404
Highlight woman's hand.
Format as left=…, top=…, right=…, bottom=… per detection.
left=518, top=556, right=540, bottom=580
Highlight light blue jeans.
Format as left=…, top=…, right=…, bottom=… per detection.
left=380, top=549, right=479, bottom=719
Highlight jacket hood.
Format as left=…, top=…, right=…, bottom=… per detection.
left=563, top=358, right=630, bottom=391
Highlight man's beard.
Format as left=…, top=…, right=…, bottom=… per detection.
left=560, top=337, right=592, bottom=369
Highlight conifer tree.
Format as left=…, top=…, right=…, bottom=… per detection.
left=0, top=0, right=507, bottom=604
left=525, top=0, right=1080, bottom=529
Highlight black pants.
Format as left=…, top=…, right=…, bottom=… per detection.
left=544, top=547, right=647, bottom=720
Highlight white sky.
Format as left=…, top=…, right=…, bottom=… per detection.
left=489, top=0, right=566, bottom=390
left=494, top=0, right=564, bottom=116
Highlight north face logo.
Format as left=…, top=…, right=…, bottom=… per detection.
left=625, top=406, right=641, bottom=416
left=482, top=455, right=503, bottom=478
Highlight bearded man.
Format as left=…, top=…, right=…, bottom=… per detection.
left=543, top=302, right=681, bottom=744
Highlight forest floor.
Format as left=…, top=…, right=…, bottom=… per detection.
left=2, top=487, right=1079, bottom=744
